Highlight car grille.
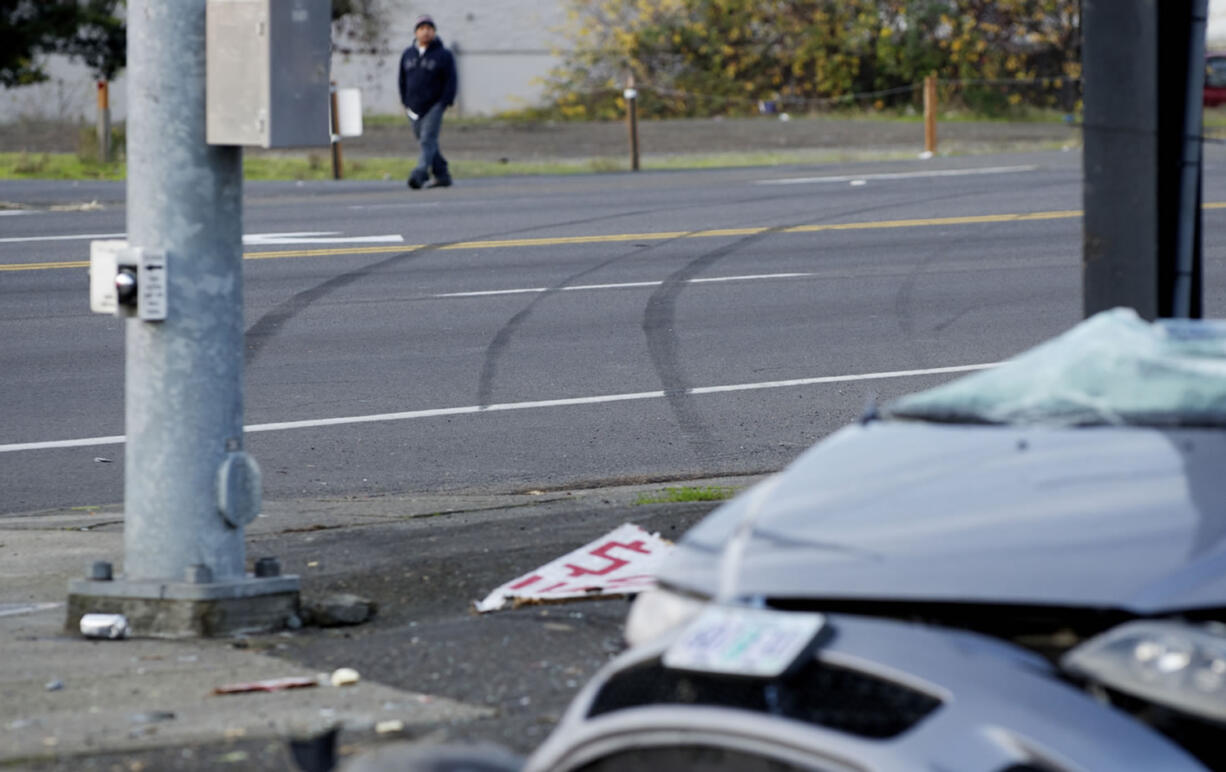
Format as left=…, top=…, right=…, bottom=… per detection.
left=588, top=657, right=942, bottom=739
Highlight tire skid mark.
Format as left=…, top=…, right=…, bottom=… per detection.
left=245, top=246, right=424, bottom=365
left=244, top=207, right=670, bottom=367
left=476, top=233, right=695, bottom=409
left=642, top=227, right=787, bottom=466
left=633, top=177, right=1076, bottom=466
left=891, top=175, right=1077, bottom=370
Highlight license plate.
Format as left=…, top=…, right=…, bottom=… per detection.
left=662, top=605, right=825, bottom=678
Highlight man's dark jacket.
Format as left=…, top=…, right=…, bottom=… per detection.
left=398, top=37, right=457, bottom=116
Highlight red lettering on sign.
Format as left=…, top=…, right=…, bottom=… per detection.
left=509, top=574, right=542, bottom=590
left=564, top=540, right=652, bottom=578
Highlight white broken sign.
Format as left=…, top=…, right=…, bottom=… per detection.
left=475, top=524, right=674, bottom=613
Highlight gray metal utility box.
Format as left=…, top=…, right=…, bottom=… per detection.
left=206, top=0, right=331, bottom=147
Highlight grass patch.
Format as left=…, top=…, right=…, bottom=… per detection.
left=1, top=138, right=1077, bottom=182
left=635, top=486, right=738, bottom=505
left=0, top=152, right=125, bottom=180
left=241, top=154, right=648, bottom=180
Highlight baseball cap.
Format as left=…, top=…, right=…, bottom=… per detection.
left=415, top=14, right=435, bottom=30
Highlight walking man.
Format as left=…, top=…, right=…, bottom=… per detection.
left=398, top=14, right=457, bottom=189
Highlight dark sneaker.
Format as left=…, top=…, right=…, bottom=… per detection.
left=407, top=172, right=426, bottom=189
left=425, top=177, right=452, bottom=188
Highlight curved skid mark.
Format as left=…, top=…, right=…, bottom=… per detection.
left=892, top=176, right=1077, bottom=369
left=476, top=235, right=693, bottom=408
left=245, top=247, right=423, bottom=365
left=469, top=186, right=872, bottom=409
left=244, top=207, right=668, bottom=367
left=642, top=227, right=785, bottom=465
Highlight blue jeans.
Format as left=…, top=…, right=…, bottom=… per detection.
left=410, top=102, right=449, bottom=181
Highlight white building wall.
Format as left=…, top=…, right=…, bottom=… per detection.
left=1211, top=0, right=1226, bottom=48
left=0, top=0, right=566, bottom=122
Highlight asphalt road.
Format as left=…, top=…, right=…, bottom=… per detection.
left=5, top=149, right=1226, bottom=515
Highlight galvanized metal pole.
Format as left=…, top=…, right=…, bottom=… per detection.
left=124, top=0, right=248, bottom=581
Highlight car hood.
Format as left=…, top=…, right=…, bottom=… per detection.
left=661, top=422, right=1226, bottom=614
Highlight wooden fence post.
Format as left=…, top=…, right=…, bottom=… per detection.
left=923, top=74, right=938, bottom=155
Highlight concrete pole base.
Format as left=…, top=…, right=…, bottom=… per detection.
left=66, top=574, right=300, bottom=638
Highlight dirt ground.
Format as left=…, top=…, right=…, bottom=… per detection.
left=0, top=115, right=1080, bottom=162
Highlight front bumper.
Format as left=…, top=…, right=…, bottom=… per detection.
left=527, top=614, right=1208, bottom=771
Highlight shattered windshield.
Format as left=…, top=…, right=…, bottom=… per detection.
left=887, top=308, right=1226, bottom=427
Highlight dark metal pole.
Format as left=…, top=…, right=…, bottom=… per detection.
left=1082, top=0, right=1206, bottom=319
left=1169, top=0, right=1208, bottom=318
left=1082, top=0, right=1159, bottom=319
left=330, top=82, right=343, bottom=180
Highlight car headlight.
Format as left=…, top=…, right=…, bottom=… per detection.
left=1061, top=620, right=1226, bottom=724
left=624, top=587, right=707, bottom=647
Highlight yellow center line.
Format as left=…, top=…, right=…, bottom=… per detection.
left=0, top=260, right=90, bottom=272
left=244, top=244, right=426, bottom=260
left=5, top=204, right=1225, bottom=273
left=785, top=209, right=1083, bottom=233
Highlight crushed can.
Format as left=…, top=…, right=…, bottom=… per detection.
left=79, top=613, right=129, bottom=640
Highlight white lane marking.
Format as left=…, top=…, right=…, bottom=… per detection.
left=0, top=435, right=126, bottom=452
left=0, top=602, right=63, bottom=618
left=0, top=231, right=405, bottom=246
left=0, top=210, right=37, bottom=217
left=433, top=272, right=815, bottom=298
left=348, top=202, right=444, bottom=210
left=0, top=231, right=124, bottom=244
left=243, top=232, right=405, bottom=245
left=0, top=363, right=995, bottom=454
left=755, top=165, right=1037, bottom=186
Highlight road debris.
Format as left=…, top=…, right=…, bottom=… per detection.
left=375, top=719, right=405, bottom=735
left=210, top=676, right=319, bottom=695
left=475, top=523, right=674, bottom=613
left=301, top=593, right=377, bottom=627
left=329, top=667, right=361, bottom=687
left=44, top=680, right=63, bottom=692
left=79, top=613, right=129, bottom=639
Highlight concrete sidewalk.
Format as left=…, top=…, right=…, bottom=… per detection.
left=0, top=477, right=758, bottom=770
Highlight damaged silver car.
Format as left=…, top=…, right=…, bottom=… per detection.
left=528, top=309, right=1226, bottom=771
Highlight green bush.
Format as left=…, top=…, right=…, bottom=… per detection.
left=543, top=0, right=1082, bottom=120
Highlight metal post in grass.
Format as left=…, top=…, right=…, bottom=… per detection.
left=331, top=82, right=344, bottom=180
left=625, top=75, right=640, bottom=172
